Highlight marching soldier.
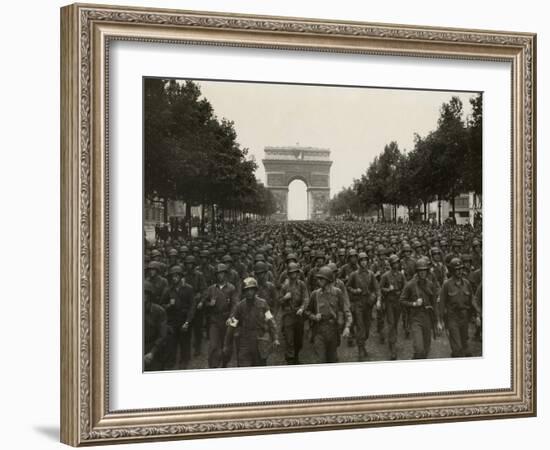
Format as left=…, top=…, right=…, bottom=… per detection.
left=199, top=264, right=239, bottom=368
left=399, top=258, right=443, bottom=359
left=224, top=277, right=280, bottom=367
left=161, top=265, right=195, bottom=369
left=279, top=262, right=309, bottom=364
left=346, top=252, right=380, bottom=360
left=144, top=280, right=168, bottom=371
left=339, top=249, right=359, bottom=283
left=400, top=243, right=416, bottom=338
left=439, top=258, right=481, bottom=357
left=145, top=261, right=168, bottom=305
left=183, top=255, right=207, bottom=357
left=380, top=254, right=406, bottom=360
left=254, top=261, right=279, bottom=316
left=306, top=266, right=352, bottom=363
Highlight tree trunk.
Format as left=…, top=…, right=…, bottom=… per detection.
left=437, top=195, right=442, bottom=225
left=380, top=204, right=385, bottom=221
left=185, top=202, right=192, bottom=238
left=423, top=200, right=427, bottom=221
left=210, top=204, right=216, bottom=234
left=163, top=197, right=169, bottom=224
left=451, top=192, right=456, bottom=221
left=200, top=201, right=205, bottom=236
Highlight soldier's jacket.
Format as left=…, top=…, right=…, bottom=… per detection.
left=228, top=296, right=278, bottom=342
left=184, top=269, right=207, bottom=301
left=279, top=278, right=309, bottom=314
left=256, top=281, right=279, bottom=312
left=203, top=282, right=239, bottom=326
left=144, top=303, right=168, bottom=356
left=226, top=268, right=242, bottom=297
left=468, top=269, right=482, bottom=295
left=278, top=268, right=305, bottom=286
left=197, top=263, right=215, bottom=287
left=399, top=276, right=439, bottom=318
left=431, top=261, right=446, bottom=287
left=401, top=257, right=416, bottom=281
left=306, top=285, right=352, bottom=329
left=472, top=251, right=482, bottom=271
left=339, top=263, right=359, bottom=283
left=233, top=260, right=249, bottom=279
left=380, top=269, right=406, bottom=303
left=149, top=275, right=168, bottom=305
left=334, top=278, right=350, bottom=306
left=439, top=277, right=476, bottom=316
left=160, top=281, right=195, bottom=328
left=370, top=258, right=389, bottom=281
left=306, top=266, right=323, bottom=293
left=346, top=268, right=380, bottom=304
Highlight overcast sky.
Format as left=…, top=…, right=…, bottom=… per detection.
left=192, top=80, right=477, bottom=218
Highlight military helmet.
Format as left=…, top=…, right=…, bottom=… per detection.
left=254, top=253, right=265, bottom=262
left=472, top=238, right=481, bottom=247
left=178, top=246, right=189, bottom=254
left=314, top=250, right=325, bottom=260
left=461, top=253, right=473, bottom=262
left=338, top=248, right=346, bottom=256
left=168, top=265, right=183, bottom=276
left=184, top=255, right=196, bottom=264
left=348, top=249, right=358, bottom=257
left=143, top=280, right=154, bottom=294
left=243, top=277, right=258, bottom=290
left=388, top=254, right=400, bottom=265
left=302, top=246, right=311, bottom=253
left=287, top=262, right=300, bottom=274
left=200, top=249, right=209, bottom=258
left=430, top=247, right=442, bottom=254
left=254, top=261, right=268, bottom=274
left=402, top=243, right=412, bottom=252
left=315, top=266, right=334, bottom=282
left=327, top=262, right=338, bottom=273
left=358, top=252, right=368, bottom=260
left=168, top=248, right=178, bottom=257
left=449, top=257, right=464, bottom=270
left=221, top=254, right=233, bottom=263
left=150, top=249, right=161, bottom=258
left=415, top=257, right=430, bottom=271
left=215, top=263, right=228, bottom=273
left=146, top=261, right=162, bottom=271
left=286, top=253, right=298, bottom=262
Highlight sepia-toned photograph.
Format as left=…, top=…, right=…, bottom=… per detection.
left=143, top=77, right=483, bottom=372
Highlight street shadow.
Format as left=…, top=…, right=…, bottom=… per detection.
left=33, top=425, right=59, bottom=441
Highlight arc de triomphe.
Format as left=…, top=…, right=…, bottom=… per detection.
left=262, top=146, right=332, bottom=221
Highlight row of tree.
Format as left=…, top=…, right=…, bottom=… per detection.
left=328, top=95, right=482, bottom=223
left=144, top=79, right=276, bottom=233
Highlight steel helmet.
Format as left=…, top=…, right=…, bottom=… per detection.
left=338, top=248, right=346, bottom=256
left=388, top=254, right=400, bottom=265
left=461, top=253, right=473, bottom=262
left=254, top=261, right=268, bottom=274
left=168, top=265, right=183, bottom=276
left=150, top=249, right=161, bottom=258
left=327, top=262, right=338, bottom=273
left=415, top=257, right=430, bottom=271
left=348, top=249, right=358, bottom=258
left=286, top=253, right=298, bottom=262
left=314, top=250, right=325, bottom=260
left=287, top=262, right=300, bottom=274
left=184, top=255, right=196, bottom=264
left=402, top=243, right=412, bottom=252
left=215, top=263, right=228, bottom=273
left=221, top=254, right=233, bottom=263
left=315, top=266, right=334, bottom=282
left=449, top=257, right=464, bottom=270
left=168, top=248, right=178, bottom=257
left=243, top=277, right=258, bottom=290
left=430, top=247, right=442, bottom=254
left=146, top=261, right=162, bottom=271
left=358, top=252, right=368, bottom=260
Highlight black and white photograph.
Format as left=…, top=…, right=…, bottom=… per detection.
left=143, top=78, right=483, bottom=371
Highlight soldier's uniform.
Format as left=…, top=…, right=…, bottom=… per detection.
left=346, top=257, right=380, bottom=359
left=440, top=259, right=478, bottom=357
left=307, top=268, right=352, bottom=363
left=203, top=273, right=239, bottom=368
left=225, top=279, right=279, bottom=367
left=183, top=256, right=208, bottom=356
left=144, top=281, right=168, bottom=371
left=380, top=259, right=406, bottom=359
left=146, top=261, right=169, bottom=304
left=279, top=270, right=309, bottom=364
left=399, top=264, right=440, bottom=359
left=161, top=267, right=195, bottom=369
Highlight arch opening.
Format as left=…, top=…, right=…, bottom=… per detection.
left=287, top=179, right=308, bottom=221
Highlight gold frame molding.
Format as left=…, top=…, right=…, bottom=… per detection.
left=60, top=3, right=536, bottom=446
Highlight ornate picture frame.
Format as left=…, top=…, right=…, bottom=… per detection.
left=60, top=3, right=536, bottom=446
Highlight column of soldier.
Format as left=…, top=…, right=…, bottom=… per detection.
left=144, top=221, right=482, bottom=371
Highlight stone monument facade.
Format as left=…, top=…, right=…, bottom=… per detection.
left=262, top=146, right=332, bottom=221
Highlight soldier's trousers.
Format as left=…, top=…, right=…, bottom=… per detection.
left=192, top=308, right=204, bottom=353
left=165, top=326, right=192, bottom=369
left=351, top=299, right=373, bottom=348
left=208, top=322, right=226, bottom=368
left=410, top=309, right=432, bottom=359
left=237, top=338, right=266, bottom=367
left=447, top=310, right=470, bottom=357
left=281, top=314, right=304, bottom=363
left=385, top=301, right=401, bottom=345
left=312, top=320, right=339, bottom=363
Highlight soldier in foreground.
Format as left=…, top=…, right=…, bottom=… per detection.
left=399, top=258, right=443, bottom=359
left=199, top=264, right=238, bottom=368
left=279, top=262, right=309, bottom=364
left=144, top=280, right=168, bottom=371
left=439, top=258, right=481, bottom=357
left=306, top=266, right=352, bottom=363
left=380, top=254, right=406, bottom=360
left=224, top=277, right=280, bottom=367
